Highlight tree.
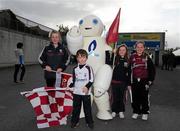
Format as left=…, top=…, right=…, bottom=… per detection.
left=57, top=24, right=69, bottom=46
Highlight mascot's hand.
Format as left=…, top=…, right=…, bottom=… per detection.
left=94, top=88, right=105, bottom=98
left=68, top=26, right=82, bottom=37
left=66, top=26, right=83, bottom=55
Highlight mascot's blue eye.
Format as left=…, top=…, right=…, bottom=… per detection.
left=93, top=19, right=98, bottom=25
left=79, top=19, right=83, bottom=25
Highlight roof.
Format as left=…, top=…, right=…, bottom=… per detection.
left=0, top=9, right=51, bottom=37
left=173, top=49, right=180, bottom=56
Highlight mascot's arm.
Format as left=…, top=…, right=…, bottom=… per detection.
left=66, top=26, right=83, bottom=55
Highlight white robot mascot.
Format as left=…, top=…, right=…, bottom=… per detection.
left=66, top=15, right=113, bottom=120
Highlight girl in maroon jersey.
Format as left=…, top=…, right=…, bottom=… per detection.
left=129, top=41, right=155, bottom=120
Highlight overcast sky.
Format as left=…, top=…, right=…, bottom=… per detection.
left=0, top=0, right=179, bottom=48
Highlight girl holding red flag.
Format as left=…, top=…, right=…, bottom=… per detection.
left=111, top=44, right=131, bottom=119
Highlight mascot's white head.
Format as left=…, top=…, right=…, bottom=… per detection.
left=79, top=15, right=104, bottom=37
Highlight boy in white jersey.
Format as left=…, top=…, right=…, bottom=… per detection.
left=68, top=49, right=94, bottom=129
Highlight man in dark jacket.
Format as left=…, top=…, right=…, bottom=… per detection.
left=161, top=52, right=168, bottom=70
left=167, top=50, right=175, bottom=71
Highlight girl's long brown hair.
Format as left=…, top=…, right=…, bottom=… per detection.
left=115, top=44, right=129, bottom=65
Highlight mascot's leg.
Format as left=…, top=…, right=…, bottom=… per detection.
left=93, top=64, right=113, bottom=120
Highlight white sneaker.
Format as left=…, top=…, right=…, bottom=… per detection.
left=112, top=112, right=116, bottom=118
left=132, top=113, right=139, bottom=119
left=142, top=114, right=148, bottom=120
left=119, top=112, right=125, bottom=119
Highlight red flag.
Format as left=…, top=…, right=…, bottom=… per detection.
left=106, top=8, right=121, bottom=47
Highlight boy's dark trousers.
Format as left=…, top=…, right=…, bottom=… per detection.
left=71, top=94, right=93, bottom=125
left=14, top=64, right=25, bottom=82
left=111, top=82, right=127, bottom=113
left=131, top=79, right=149, bottom=114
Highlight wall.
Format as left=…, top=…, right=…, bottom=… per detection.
left=0, top=27, right=49, bottom=67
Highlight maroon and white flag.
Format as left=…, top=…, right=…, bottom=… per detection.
left=21, top=73, right=73, bottom=128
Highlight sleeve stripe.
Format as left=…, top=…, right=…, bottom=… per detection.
left=86, top=65, right=94, bottom=82
left=38, top=46, right=46, bottom=64
left=65, top=55, right=71, bottom=66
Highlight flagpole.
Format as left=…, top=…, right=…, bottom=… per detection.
left=113, top=8, right=121, bottom=69
left=112, top=42, right=117, bottom=69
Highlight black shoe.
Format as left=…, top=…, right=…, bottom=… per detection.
left=71, top=123, right=79, bottom=128
left=87, top=123, right=94, bottom=129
